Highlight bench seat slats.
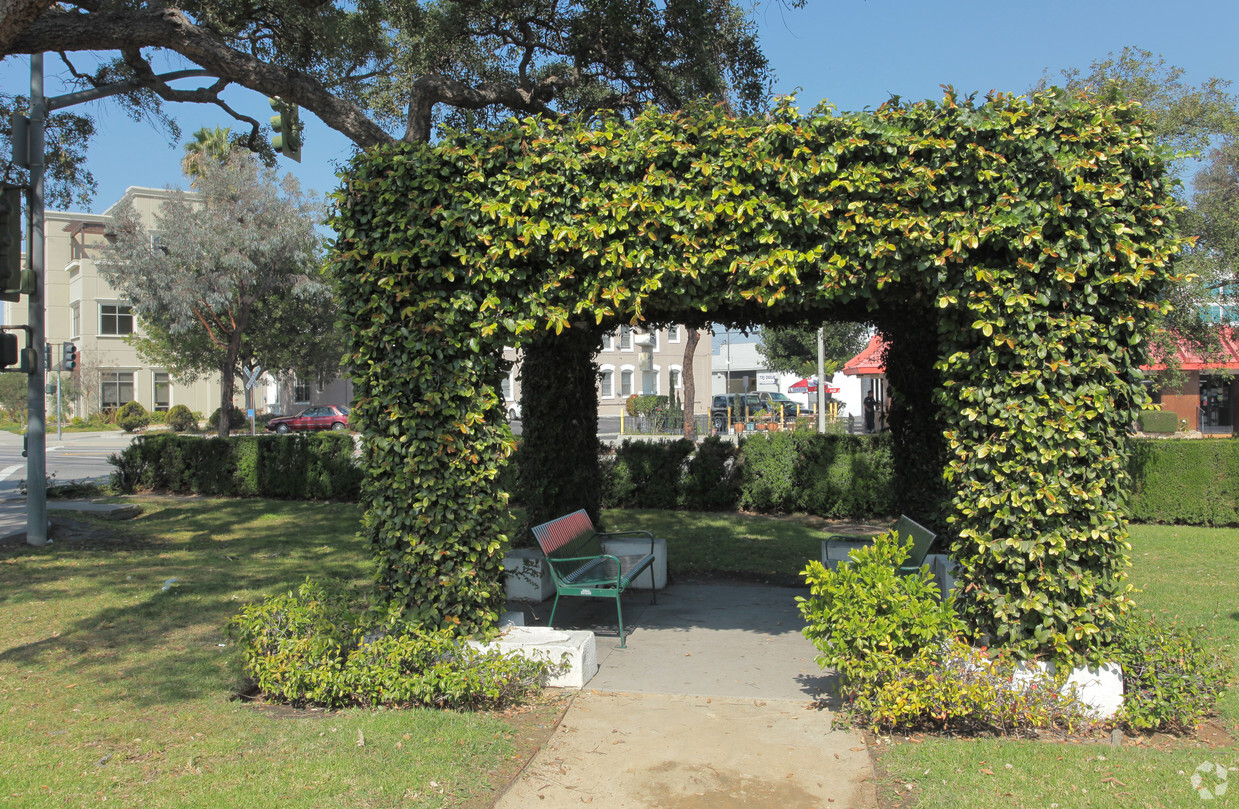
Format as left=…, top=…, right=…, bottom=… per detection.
left=531, top=509, right=659, bottom=647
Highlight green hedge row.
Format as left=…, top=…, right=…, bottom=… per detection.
left=1128, top=439, right=1239, bottom=526
left=110, top=432, right=362, bottom=501
left=109, top=431, right=1238, bottom=527
left=592, top=432, right=894, bottom=519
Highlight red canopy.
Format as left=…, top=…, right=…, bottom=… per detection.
left=789, top=378, right=840, bottom=393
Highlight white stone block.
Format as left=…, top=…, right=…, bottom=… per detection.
left=821, top=538, right=873, bottom=571
left=925, top=553, right=959, bottom=601
left=472, top=627, right=599, bottom=689
left=503, top=548, right=556, bottom=603
left=1012, top=660, right=1124, bottom=719
left=601, top=536, right=667, bottom=590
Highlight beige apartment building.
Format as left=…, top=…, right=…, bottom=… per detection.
left=501, top=324, right=713, bottom=419
left=5, top=187, right=348, bottom=420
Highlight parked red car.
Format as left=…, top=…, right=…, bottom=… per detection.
left=265, top=404, right=351, bottom=434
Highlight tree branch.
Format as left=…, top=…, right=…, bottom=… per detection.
left=11, top=7, right=395, bottom=147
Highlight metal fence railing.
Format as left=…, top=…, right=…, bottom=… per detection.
left=619, top=413, right=709, bottom=436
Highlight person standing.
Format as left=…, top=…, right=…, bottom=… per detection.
left=863, top=392, right=876, bottom=433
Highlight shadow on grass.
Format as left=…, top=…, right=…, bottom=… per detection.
left=0, top=497, right=370, bottom=708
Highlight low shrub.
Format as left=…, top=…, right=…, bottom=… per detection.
left=115, top=401, right=150, bottom=433
left=605, top=438, right=693, bottom=509
left=208, top=405, right=247, bottom=432
left=1137, top=409, right=1177, bottom=433
left=865, top=639, right=1094, bottom=735
left=165, top=403, right=196, bottom=432
left=679, top=436, right=740, bottom=510
left=737, top=431, right=797, bottom=512
left=110, top=432, right=361, bottom=500
left=1107, top=610, right=1232, bottom=733
left=798, top=530, right=963, bottom=701
left=227, top=579, right=553, bottom=710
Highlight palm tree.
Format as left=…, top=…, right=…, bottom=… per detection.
left=181, top=127, right=234, bottom=181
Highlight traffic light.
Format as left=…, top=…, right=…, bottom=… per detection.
left=0, top=184, right=22, bottom=303
left=269, top=97, right=302, bottom=162
left=62, top=342, right=77, bottom=372
left=0, top=333, right=17, bottom=368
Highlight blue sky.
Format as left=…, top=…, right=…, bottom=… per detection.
left=4, top=0, right=1238, bottom=212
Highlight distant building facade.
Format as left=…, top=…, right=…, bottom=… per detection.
left=5, top=187, right=348, bottom=420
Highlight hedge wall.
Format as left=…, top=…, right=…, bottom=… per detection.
left=331, top=91, right=1184, bottom=655
left=110, top=433, right=362, bottom=501
left=1128, top=439, right=1239, bottom=525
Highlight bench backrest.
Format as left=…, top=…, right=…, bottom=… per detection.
left=532, top=509, right=603, bottom=561
left=895, top=515, right=936, bottom=568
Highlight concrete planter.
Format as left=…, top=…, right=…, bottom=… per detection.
left=1013, top=660, right=1124, bottom=719
left=601, top=536, right=667, bottom=590
left=471, top=626, right=599, bottom=689
left=503, top=537, right=667, bottom=602
left=503, top=548, right=556, bottom=603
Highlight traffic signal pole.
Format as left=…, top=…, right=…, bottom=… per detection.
left=26, top=53, right=47, bottom=545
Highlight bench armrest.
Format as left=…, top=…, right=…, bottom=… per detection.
left=597, top=529, right=655, bottom=555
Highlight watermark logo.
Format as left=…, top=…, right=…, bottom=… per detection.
left=1191, top=761, right=1229, bottom=800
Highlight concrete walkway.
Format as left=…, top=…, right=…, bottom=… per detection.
left=497, top=582, right=877, bottom=808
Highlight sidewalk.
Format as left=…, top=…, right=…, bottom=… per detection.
left=497, top=582, right=877, bottom=808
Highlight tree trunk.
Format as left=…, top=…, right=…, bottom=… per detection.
left=682, top=328, right=700, bottom=439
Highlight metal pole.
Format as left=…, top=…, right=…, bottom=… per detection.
left=816, top=326, right=826, bottom=434
left=56, top=354, right=62, bottom=441
left=26, top=53, right=47, bottom=545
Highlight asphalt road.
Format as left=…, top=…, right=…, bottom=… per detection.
left=0, top=429, right=134, bottom=498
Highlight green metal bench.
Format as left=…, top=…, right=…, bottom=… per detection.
left=531, top=509, right=657, bottom=648
left=825, top=514, right=936, bottom=575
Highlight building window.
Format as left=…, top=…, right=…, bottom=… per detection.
left=599, top=367, right=614, bottom=398
left=101, top=371, right=135, bottom=410
left=669, top=367, right=681, bottom=390
left=620, top=368, right=634, bottom=396
left=70, top=303, right=81, bottom=339
left=293, top=377, right=311, bottom=403
left=602, top=333, right=615, bottom=351
left=647, top=330, right=659, bottom=351
left=619, top=326, right=633, bottom=351
left=668, top=326, right=681, bottom=343
left=153, top=372, right=170, bottom=411
left=100, top=303, right=134, bottom=336
left=501, top=375, right=512, bottom=401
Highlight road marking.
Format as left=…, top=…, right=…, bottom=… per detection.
left=0, top=464, right=23, bottom=481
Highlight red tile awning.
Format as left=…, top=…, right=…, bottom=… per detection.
left=842, top=333, right=888, bottom=376
left=1141, top=330, right=1239, bottom=372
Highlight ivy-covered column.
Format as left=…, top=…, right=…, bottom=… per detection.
left=876, top=313, right=949, bottom=528
left=519, top=327, right=603, bottom=528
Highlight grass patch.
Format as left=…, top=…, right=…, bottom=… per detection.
left=602, top=508, right=845, bottom=585
left=0, top=497, right=561, bottom=808
left=877, top=522, right=1239, bottom=808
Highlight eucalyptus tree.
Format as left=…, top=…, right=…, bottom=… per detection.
left=104, top=153, right=329, bottom=436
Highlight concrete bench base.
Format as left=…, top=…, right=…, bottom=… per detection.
left=505, top=538, right=667, bottom=602
left=472, top=626, right=599, bottom=689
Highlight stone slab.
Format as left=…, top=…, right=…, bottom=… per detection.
left=472, top=626, right=599, bottom=689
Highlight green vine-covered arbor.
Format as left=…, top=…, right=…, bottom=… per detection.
left=329, top=91, right=1184, bottom=659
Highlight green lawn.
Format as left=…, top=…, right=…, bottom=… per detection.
left=0, top=498, right=557, bottom=809
left=1, top=501, right=1234, bottom=808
